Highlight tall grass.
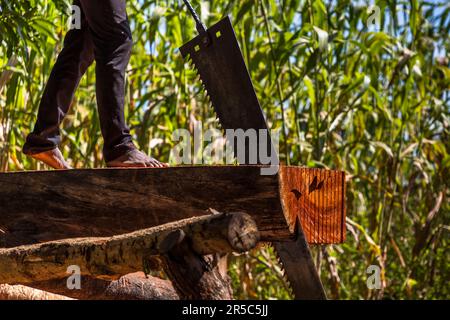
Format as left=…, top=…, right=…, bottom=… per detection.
left=0, top=0, right=449, bottom=299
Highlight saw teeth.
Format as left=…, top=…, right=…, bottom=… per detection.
left=182, top=56, right=236, bottom=163
left=186, top=60, right=217, bottom=117
left=267, top=243, right=294, bottom=295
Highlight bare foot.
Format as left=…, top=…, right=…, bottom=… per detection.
left=28, top=148, right=72, bottom=170
left=106, top=149, right=168, bottom=168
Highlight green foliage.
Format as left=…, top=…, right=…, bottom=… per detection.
left=0, top=0, right=449, bottom=299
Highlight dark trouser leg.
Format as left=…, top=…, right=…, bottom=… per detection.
left=23, top=1, right=94, bottom=155
left=79, top=0, right=135, bottom=162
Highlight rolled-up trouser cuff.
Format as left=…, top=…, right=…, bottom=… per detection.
left=22, top=133, right=59, bottom=155
left=103, top=140, right=136, bottom=162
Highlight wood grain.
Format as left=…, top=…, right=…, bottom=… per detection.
left=279, top=166, right=346, bottom=244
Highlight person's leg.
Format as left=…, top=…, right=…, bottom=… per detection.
left=79, top=0, right=166, bottom=168
left=23, top=0, right=94, bottom=166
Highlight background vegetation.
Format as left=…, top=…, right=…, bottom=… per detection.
left=0, top=0, right=448, bottom=299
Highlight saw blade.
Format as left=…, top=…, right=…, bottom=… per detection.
left=180, top=16, right=325, bottom=299
left=272, top=228, right=327, bottom=300
left=180, top=16, right=276, bottom=164
left=263, top=242, right=295, bottom=297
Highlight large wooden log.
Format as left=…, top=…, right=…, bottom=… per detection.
left=160, top=230, right=233, bottom=299
left=0, top=212, right=259, bottom=284
left=29, top=272, right=179, bottom=300
left=0, top=284, right=73, bottom=300
left=0, top=165, right=345, bottom=247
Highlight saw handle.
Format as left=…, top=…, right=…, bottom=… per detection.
left=182, top=0, right=210, bottom=44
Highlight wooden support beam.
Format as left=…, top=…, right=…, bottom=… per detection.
left=0, top=165, right=345, bottom=247
left=160, top=230, right=233, bottom=299
left=0, top=212, right=259, bottom=284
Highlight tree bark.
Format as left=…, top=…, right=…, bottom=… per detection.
left=0, top=212, right=259, bottom=284
left=161, top=230, right=233, bottom=299
left=29, top=272, right=179, bottom=300
left=0, top=284, right=73, bottom=300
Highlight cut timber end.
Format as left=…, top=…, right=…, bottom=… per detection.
left=0, top=165, right=345, bottom=247
left=279, top=167, right=346, bottom=244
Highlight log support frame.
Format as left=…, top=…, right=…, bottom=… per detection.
left=0, top=166, right=343, bottom=300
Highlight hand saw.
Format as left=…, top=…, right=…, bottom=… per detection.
left=179, top=1, right=326, bottom=299
left=179, top=1, right=276, bottom=165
